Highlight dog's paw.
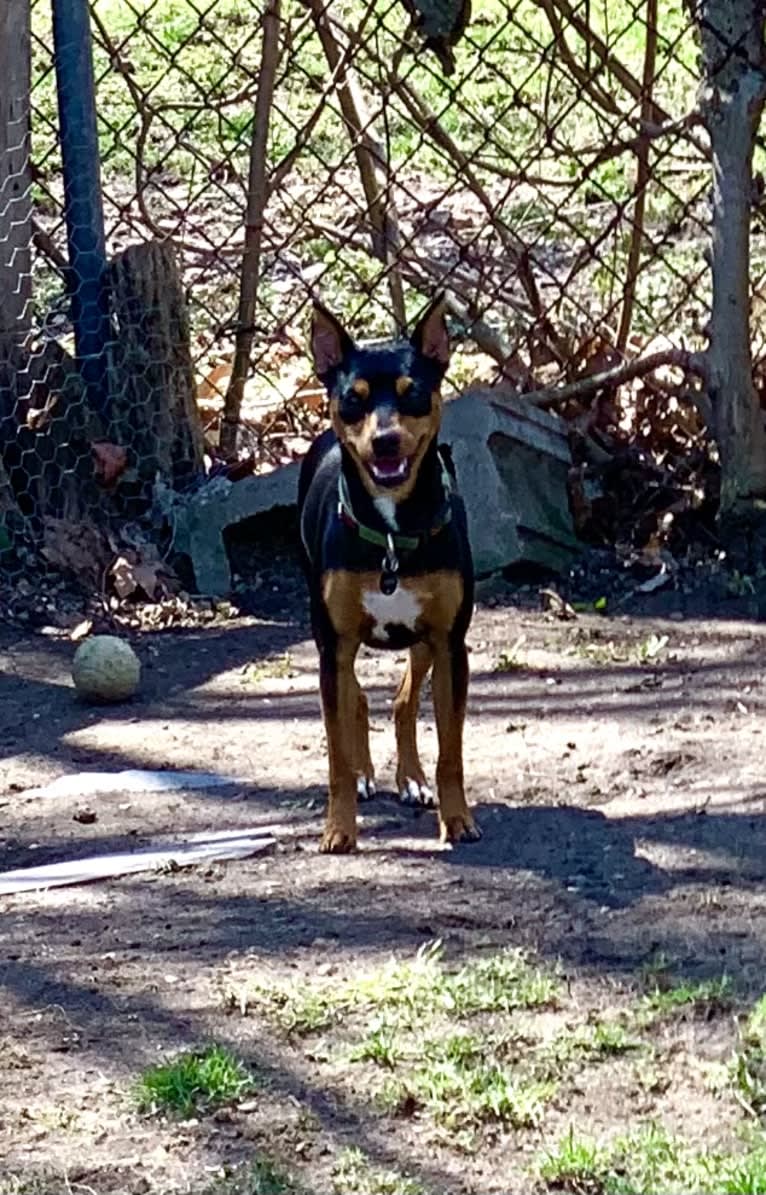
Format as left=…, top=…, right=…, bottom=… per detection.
left=356, top=775, right=376, bottom=801
left=399, top=777, right=435, bottom=807
left=320, top=826, right=358, bottom=854
left=439, top=813, right=482, bottom=845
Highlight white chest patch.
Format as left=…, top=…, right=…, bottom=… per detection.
left=362, top=586, right=421, bottom=632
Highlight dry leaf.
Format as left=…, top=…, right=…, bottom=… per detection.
left=42, top=518, right=110, bottom=586
left=110, top=554, right=164, bottom=601
left=92, top=441, right=128, bottom=488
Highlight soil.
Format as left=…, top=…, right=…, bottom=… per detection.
left=3, top=548, right=766, bottom=1193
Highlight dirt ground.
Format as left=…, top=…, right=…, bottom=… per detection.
left=4, top=556, right=766, bottom=1193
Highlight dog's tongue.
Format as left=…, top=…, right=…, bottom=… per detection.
left=374, top=457, right=404, bottom=477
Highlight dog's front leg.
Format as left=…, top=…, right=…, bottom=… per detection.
left=319, top=636, right=361, bottom=853
left=431, top=632, right=481, bottom=845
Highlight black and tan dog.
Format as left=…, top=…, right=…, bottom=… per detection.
left=298, top=294, right=481, bottom=853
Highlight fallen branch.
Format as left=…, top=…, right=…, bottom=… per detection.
left=521, top=347, right=708, bottom=412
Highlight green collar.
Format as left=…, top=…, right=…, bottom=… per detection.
left=336, top=457, right=453, bottom=554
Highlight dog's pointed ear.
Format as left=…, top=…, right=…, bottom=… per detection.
left=311, top=302, right=354, bottom=378
left=410, top=293, right=449, bottom=368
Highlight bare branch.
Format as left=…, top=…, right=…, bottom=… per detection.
left=221, top=0, right=281, bottom=458
left=617, top=0, right=657, bottom=351
left=380, top=70, right=570, bottom=365
left=305, top=0, right=406, bottom=331
left=518, top=347, right=708, bottom=412
left=539, top=0, right=620, bottom=118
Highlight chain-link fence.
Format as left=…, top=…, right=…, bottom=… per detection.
left=0, top=0, right=763, bottom=608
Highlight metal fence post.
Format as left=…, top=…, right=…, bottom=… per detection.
left=52, top=0, right=110, bottom=419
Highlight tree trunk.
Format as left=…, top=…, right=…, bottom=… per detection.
left=696, top=0, right=766, bottom=517
left=108, top=241, right=205, bottom=514
left=0, top=0, right=32, bottom=346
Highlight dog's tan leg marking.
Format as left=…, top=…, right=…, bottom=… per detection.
left=320, top=636, right=361, bottom=853
left=430, top=634, right=481, bottom=844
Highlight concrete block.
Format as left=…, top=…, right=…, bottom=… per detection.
left=170, top=392, right=578, bottom=595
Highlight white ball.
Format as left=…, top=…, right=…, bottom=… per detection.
left=72, top=635, right=141, bottom=703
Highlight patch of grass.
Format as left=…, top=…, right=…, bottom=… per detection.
left=204, top=1159, right=295, bottom=1195
left=590, top=1021, right=640, bottom=1056
left=332, top=1147, right=426, bottom=1195
left=266, top=987, right=340, bottom=1036
left=732, top=996, right=766, bottom=1118
left=639, top=974, right=735, bottom=1023
left=634, top=633, right=669, bottom=665
left=135, top=1044, right=255, bottom=1117
left=537, top=1124, right=766, bottom=1195
left=543, top=1020, right=642, bottom=1076
left=382, top=1034, right=555, bottom=1132
left=0, top=1181, right=55, bottom=1195
left=537, top=1126, right=610, bottom=1193
left=241, top=653, right=295, bottom=682
left=242, top=943, right=559, bottom=1035
left=350, top=1021, right=403, bottom=1069
left=716, top=1138, right=766, bottom=1194
left=494, top=634, right=527, bottom=672
left=568, top=633, right=670, bottom=667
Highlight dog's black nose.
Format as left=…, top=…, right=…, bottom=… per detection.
left=372, top=431, right=401, bottom=458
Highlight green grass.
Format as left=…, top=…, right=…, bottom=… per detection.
left=240, top=943, right=559, bottom=1035
left=28, top=0, right=708, bottom=363
left=30, top=0, right=699, bottom=194
left=332, top=1147, right=426, bottom=1195
left=382, top=1045, right=555, bottom=1132
left=350, top=1021, right=403, bottom=1069
left=204, top=1159, right=295, bottom=1195
left=732, top=996, right=766, bottom=1118
left=541, top=1020, right=642, bottom=1075
left=639, top=975, right=735, bottom=1024
left=135, top=1044, right=256, bottom=1116
left=537, top=1124, right=766, bottom=1195
left=241, top=653, right=296, bottom=682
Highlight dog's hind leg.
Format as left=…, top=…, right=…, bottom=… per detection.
left=394, top=642, right=435, bottom=806
left=431, top=632, right=481, bottom=844
left=353, top=682, right=376, bottom=800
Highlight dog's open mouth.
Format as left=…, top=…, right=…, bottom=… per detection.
left=367, top=456, right=412, bottom=487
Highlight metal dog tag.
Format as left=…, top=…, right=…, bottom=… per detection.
left=380, top=570, right=398, bottom=595
left=380, top=533, right=399, bottom=595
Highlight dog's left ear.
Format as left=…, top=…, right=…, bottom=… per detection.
left=311, top=302, right=354, bottom=379
left=410, top=293, right=450, bottom=368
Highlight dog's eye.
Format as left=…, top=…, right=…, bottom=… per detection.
left=338, top=387, right=368, bottom=424
left=396, top=381, right=432, bottom=417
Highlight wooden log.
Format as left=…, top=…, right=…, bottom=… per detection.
left=108, top=240, right=204, bottom=511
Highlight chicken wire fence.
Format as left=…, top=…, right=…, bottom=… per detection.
left=0, top=0, right=763, bottom=602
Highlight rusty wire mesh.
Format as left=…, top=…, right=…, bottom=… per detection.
left=0, top=0, right=760, bottom=611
